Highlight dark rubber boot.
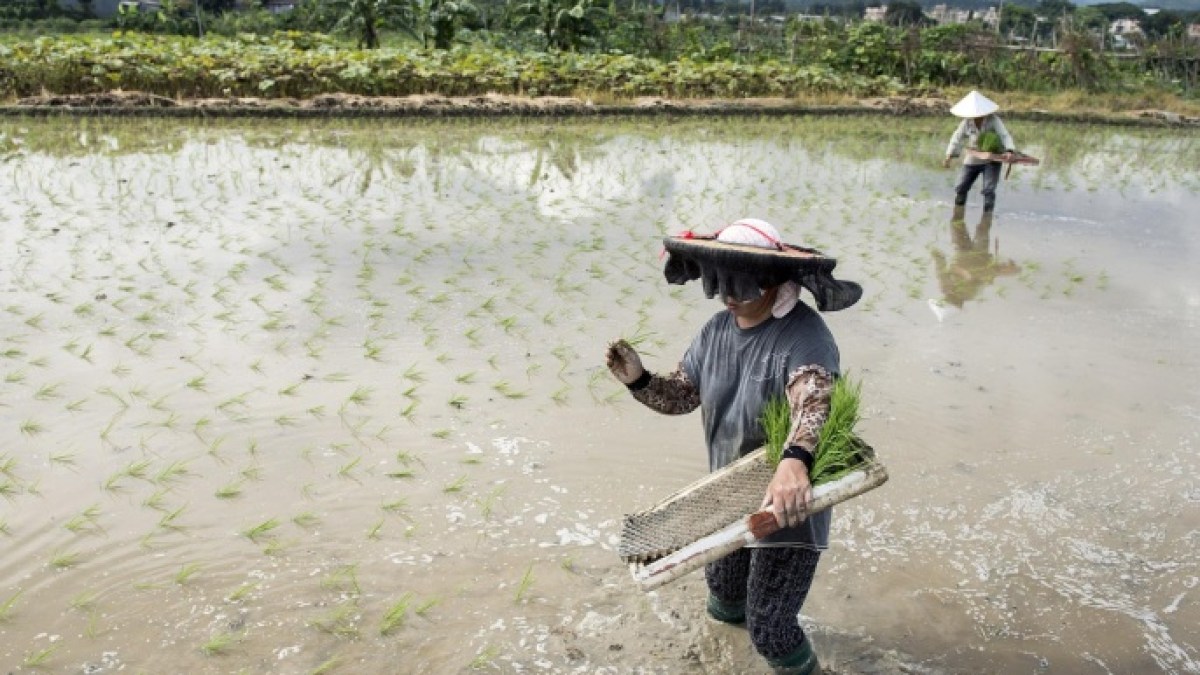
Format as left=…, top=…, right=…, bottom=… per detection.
left=705, top=593, right=745, bottom=625
left=766, top=636, right=820, bottom=674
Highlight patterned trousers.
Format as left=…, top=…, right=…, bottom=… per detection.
left=705, top=546, right=821, bottom=660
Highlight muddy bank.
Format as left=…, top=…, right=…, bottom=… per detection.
left=3, top=90, right=1198, bottom=127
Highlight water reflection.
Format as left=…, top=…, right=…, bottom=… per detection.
left=930, top=205, right=1020, bottom=309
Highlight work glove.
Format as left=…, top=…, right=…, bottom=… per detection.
left=605, top=339, right=645, bottom=386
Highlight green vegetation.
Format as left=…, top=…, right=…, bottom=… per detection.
left=200, top=630, right=240, bottom=655
left=379, top=593, right=413, bottom=635
left=760, top=396, right=792, bottom=467
left=810, top=375, right=866, bottom=485
left=0, top=590, right=20, bottom=622
left=0, top=2, right=1197, bottom=104
left=22, top=645, right=57, bottom=667
left=513, top=563, right=535, bottom=602
left=760, top=374, right=870, bottom=486
left=977, top=130, right=1004, bottom=153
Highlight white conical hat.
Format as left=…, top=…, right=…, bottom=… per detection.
left=950, top=90, right=999, bottom=118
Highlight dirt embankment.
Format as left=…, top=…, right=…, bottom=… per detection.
left=3, top=90, right=1198, bottom=126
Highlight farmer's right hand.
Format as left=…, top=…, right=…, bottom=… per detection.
left=942, top=156, right=952, bottom=168
left=605, top=340, right=644, bottom=385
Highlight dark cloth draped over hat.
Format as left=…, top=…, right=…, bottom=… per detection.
left=662, top=236, right=863, bottom=312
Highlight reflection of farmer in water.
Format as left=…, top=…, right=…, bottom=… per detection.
left=942, top=91, right=1017, bottom=216
left=931, top=210, right=1021, bottom=308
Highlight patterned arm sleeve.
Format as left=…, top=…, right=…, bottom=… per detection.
left=631, top=366, right=701, bottom=416
left=783, top=365, right=835, bottom=452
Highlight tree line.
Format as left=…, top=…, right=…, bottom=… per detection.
left=1, top=0, right=1196, bottom=93
left=5, top=0, right=1198, bottom=46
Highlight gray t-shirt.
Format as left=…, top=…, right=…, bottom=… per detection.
left=680, top=301, right=840, bottom=548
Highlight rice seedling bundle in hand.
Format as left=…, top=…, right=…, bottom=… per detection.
left=977, top=130, right=1005, bottom=154
left=762, top=375, right=869, bottom=487
left=619, top=374, right=887, bottom=591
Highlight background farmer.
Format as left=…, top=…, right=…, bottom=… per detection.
left=942, top=90, right=1017, bottom=217
left=605, top=219, right=861, bottom=675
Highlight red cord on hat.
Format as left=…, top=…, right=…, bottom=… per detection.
left=660, top=229, right=699, bottom=258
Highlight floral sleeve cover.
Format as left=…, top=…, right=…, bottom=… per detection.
left=631, top=366, right=701, bottom=415
left=784, top=365, right=834, bottom=452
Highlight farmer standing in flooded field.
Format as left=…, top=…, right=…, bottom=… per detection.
left=942, top=90, right=1017, bottom=217
left=606, top=219, right=861, bottom=674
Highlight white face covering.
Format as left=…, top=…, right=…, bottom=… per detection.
left=717, top=219, right=802, bottom=318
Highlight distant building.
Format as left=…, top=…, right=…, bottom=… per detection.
left=928, top=4, right=997, bottom=27
left=117, top=0, right=161, bottom=14
left=263, top=0, right=297, bottom=13
left=864, top=5, right=887, bottom=22
left=929, top=4, right=970, bottom=24
left=57, top=0, right=290, bottom=18
left=980, top=7, right=999, bottom=29
left=1110, top=18, right=1143, bottom=36
left=1188, top=23, right=1200, bottom=41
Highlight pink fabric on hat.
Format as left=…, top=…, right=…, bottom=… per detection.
left=717, top=219, right=801, bottom=318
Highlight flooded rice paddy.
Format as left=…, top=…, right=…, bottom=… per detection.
left=0, top=115, right=1197, bottom=674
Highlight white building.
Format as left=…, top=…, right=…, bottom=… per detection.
left=1110, top=18, right=1143, bottom=36
left=929, top=5, right=971, bottom=24
left=928, top=5, right=998, bottom=28
left=864, top=6, right=888, bottom=22
left=980, top=7, right=999, bottom=28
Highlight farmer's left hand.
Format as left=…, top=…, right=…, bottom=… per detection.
left=605, top=339, right=644, bottom=385
left=761, top=459, right=813, bottom=529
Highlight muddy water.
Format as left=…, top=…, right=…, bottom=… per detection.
left=0, top=116, right=1196, bottom=674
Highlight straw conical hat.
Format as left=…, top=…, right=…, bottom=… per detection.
left=950, top=90, right=999, bottom=118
